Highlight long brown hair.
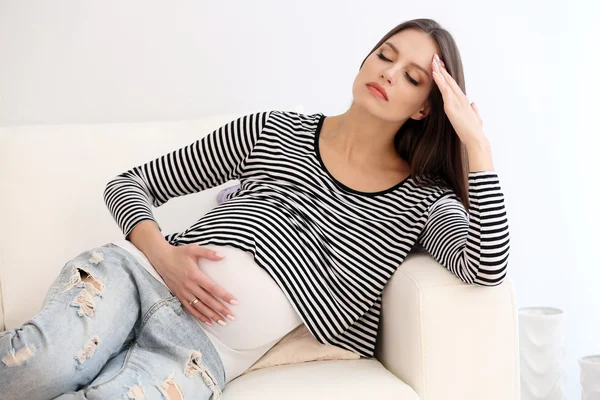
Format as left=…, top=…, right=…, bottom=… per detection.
left=359, top=18, right=470, bottom=210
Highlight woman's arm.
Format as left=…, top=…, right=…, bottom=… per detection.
left=417, top=170, right=510, bottom=286
left=127, top=220, right=172, bottom=265
left=103, top=111, right=271, bottom=242
left=420, top=55, right=509, bottom=286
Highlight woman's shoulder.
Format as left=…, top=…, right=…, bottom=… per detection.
left=263, top=109, right=324, bottom=122
left=412, top=173, right=452, bottom=192
left=258, top=110, right=325, bottom=134
left=410, top=174, right=460, bottom=204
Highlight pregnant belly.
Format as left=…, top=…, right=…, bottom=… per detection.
left=196, top=244, right=303, bottom=350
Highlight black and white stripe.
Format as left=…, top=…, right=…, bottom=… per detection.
left=104, top=110, right=510, bottom=357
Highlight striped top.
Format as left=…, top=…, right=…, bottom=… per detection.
left=103, top=110, right=510, bottom=358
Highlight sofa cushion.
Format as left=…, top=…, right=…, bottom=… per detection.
left=242, top=324, right=360, bottom=375
left=223, top=358, right=419, bottom=399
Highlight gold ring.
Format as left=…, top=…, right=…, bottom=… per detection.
left=189, top=297, right=200, bottom=306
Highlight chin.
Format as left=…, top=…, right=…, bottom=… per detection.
left=353, top=92, right=389, bottom=117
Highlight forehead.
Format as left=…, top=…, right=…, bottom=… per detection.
left=384, top=29, right=440, bottom=60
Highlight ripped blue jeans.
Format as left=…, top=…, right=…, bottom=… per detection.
left=0, top=243, right=226, bottom=400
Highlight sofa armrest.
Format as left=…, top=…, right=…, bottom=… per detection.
left=375, top=252, right=520, bottom=400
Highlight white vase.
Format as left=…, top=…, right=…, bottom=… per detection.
left=519, top=306, right=567, bottom=400
left=580, top=355, right=600, bottom=400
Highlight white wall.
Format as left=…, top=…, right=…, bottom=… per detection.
left=1, top=0, right=597, bottom=398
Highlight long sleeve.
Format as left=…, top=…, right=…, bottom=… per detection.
left=103, top=110, right=271, bottom=239
left=417, top=171, right=510, bottom=286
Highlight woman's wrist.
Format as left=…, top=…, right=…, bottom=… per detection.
left=128, top=220, right=173, bottom=266
left=466, top=138, right=494, bottom=172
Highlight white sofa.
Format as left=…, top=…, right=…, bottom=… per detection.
left=0, top=109, right=521, bottom=399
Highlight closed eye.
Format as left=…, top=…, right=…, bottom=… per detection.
left=376, top=52, right=420, bottom=87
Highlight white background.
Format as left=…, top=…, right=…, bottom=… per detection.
left=1, top=1, right=598, bottom=398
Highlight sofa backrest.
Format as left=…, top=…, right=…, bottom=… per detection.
left=0, top=106, right=304, bottom=330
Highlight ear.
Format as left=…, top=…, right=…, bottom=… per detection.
left=410, top=102, right=430, bottom=121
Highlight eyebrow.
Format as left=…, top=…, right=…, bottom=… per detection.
left=383, top=41, right=431, bottom=79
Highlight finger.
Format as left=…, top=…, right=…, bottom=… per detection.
left=184, top=289, right=222, bottom=325
left=195, top=272, right=239, bottom=306
left=190, top=281, right=235, bottom=320
left=193, top=288, right=234, bottom=325
left=434, top=55, right=465, bottom=101
left=432, top=67, right=450, bottom=95
left=471, top=102, right=482, bottom=121
left=191, top=295, right=228, bottom=326
left=181, top=295, right=213, bottom=326
left=187, top=244, right=226, bottom=261
left=431, top=58, right=451, bottom=96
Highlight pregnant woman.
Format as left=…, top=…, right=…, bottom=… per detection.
left=0, top=18, right=510, bottom=400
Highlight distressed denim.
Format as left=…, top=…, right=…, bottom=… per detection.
left=0, top=243, right=225, bottom=400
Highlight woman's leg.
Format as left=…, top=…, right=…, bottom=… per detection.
left=0, top=244, right=144, bottom=400
left=55, top=276, right=226, bottom=400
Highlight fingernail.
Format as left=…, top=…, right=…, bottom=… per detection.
left=215, top=252, right=225, bottom=258
left=204, top=321, right=213, bottom=327
left=434, top=54, right=444, bottom=66
left=226, top=314, right=235, bottom=321
left=230, top=299, right=239, bottom=305
left=217, top=320, right=227, bottom=326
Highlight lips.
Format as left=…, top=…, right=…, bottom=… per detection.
left=366, top=82, right=388, bottom=101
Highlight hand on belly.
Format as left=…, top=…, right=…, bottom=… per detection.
left=197, top=244, right=303, bottom=350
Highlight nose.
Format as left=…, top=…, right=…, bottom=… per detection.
left=381, top=69, right=394, bottom=86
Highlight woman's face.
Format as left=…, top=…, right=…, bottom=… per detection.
left=352, top=28, right=440, bottom=122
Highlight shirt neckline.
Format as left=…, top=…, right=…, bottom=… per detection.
left=313, top=113, right=411, bottom=197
